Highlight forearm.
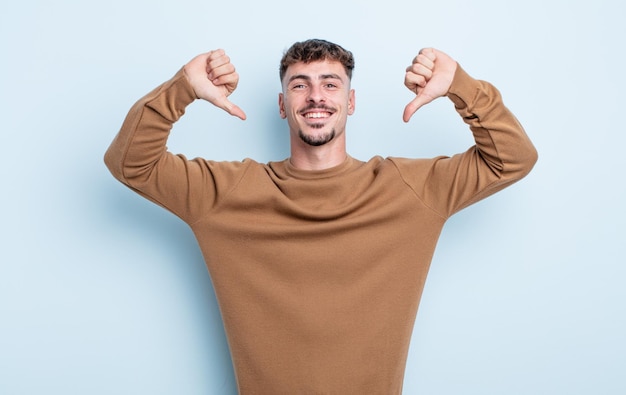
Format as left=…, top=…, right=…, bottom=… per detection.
left=447, top=66, right=538, bottom=182
left=104, top=68, right=197, bottom=187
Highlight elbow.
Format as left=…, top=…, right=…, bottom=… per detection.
left=521, top=141, right=539, bottom=176
left=528, top=144, right=539, bottom=170
left=506, top=141, right=538, bottom=181
left=103, top=143, right=127, bottom=184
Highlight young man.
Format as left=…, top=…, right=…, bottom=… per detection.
left=105, top=39, right=537, bottom=394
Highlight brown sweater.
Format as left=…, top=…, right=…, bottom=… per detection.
left=105, top=65, right=537, bottom=394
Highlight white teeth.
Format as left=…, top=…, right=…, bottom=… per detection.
left=305, top=112, right=329, bottom=119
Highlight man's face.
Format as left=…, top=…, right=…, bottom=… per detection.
left=279, top=60, right=355, bottom=147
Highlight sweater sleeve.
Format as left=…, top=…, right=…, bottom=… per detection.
left=391, top=65, right=538, bottom=218
left=104, top=68, right=249, bottom=224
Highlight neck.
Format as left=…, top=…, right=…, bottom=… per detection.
left=289, top=138, right=347, bottom=171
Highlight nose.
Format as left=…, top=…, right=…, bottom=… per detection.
left=307, top=84, right=325, bottom=103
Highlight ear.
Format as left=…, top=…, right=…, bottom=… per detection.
left=278, top=93, right=286, bottom=119
left=348, top=89, right=356, bottom=115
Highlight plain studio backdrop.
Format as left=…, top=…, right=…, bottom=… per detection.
left=1, top=1, right=624, bottom=394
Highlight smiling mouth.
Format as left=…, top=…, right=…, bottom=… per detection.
left=304, top=111, right=332, bottom=119
left=301, top=106, right=335, bottom=121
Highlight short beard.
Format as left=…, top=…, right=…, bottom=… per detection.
left=298, top=127, right=336, bottom=147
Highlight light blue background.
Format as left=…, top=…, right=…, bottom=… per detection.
left=1, top=0, right=624, bottom=394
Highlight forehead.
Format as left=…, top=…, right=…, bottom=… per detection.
left=282, top=60, right=349, bottom=82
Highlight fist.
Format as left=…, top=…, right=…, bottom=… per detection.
left=184, top=49, right=246, bottom=120
left=403, top=48, right=457, bottom=122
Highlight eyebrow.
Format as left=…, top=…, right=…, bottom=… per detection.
left=288, top=73, right=344, bottom=84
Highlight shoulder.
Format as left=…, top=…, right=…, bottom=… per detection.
left=380, top=156, right=441, bottom=173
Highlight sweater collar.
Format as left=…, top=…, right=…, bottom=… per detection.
left=281, top=155, right=356, bottom=180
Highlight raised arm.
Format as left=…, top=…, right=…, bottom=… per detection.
left=104, top=50, right=248, bottom=222
left=394, top=48, right=538, bottom=217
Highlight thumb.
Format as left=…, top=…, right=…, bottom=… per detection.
left=216, top=97, right=247, bottom=120
left=402, top=94, right=433, bottom=123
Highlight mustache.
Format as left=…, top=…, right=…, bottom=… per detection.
left=300, top=104, right=336, bottom=113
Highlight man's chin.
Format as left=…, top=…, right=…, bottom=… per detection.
left=298, top=128, right=336, bottom=147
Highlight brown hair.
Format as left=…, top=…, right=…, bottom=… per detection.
left=279, top=39, right=355, bottom=82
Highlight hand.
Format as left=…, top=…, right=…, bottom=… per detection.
left=183, top=49, right=247, bottom=120
left=403, top=48, right=457, bottom=122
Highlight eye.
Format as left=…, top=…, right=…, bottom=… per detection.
left=290, top=82, right=307, bottom=90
